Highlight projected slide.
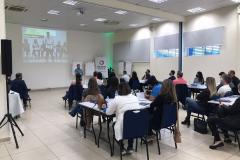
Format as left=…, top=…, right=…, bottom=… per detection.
left=22, top=27, right=68, bottom=63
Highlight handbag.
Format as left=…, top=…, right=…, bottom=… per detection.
left=194, top=118, right=208, bottom=134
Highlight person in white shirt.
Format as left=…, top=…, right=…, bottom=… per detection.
left=122, top=71, right=130, bottom=83
left=217, top=74, right=232, bottom=97
left=105, top=82, right=142, bottom=155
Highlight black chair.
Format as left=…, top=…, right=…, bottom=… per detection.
left=152, top=103, right=178, bottom=155
left=112, top=109, right=150, bottom=160
left=65, top=84, right=83, bottom=110
left=175, top=84, right=189, bottom=109
left=62, top=91, right=69, bottom=109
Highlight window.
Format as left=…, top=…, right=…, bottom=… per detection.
left=186, top=45, right=221, bottom=56
left=154, top=48, right=179, bottom=58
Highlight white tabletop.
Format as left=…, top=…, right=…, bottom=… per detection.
left=188, top=84, right=207, bottom=90
left=208, top=95, right=240, bottom=106
left=139, top=80, right=146, bottom=84
left=9, top=90, right=24, bottom=117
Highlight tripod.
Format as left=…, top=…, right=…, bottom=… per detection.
left=0, top=75, right=24, bottom=148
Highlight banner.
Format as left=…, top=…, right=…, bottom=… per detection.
left=95, top=57, right=108, bottom=78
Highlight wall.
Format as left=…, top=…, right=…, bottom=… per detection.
left=6, top=23, right=108, bottom=90
left=0, top=0, right=10, bottom=142
left=113, top=5, right=240, bottom=83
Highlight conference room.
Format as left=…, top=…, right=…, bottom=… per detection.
left=1, top=0, right=240, bottom=160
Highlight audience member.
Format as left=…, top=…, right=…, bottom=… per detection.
left=193, top=71, right=204, bottom=84
left=105, top=82, right=141, bottom=155
left=129, top=71, right=140, bottom=90
left=93, top=71, right=98, bottom=79
left=69, top=77, right=104, bottom=128
left=182, top=77, right=217, bottom=126
left=148, top=79, right=178, bottom=137
left=145, top=76, right=162, bottom=101
left=228, top=70, right=240, bottom=95
left=11, top=73, right=30, bottom=107
left=217, top=72, right=226, bottom=90
left=96, top=72, right=104, bottom=86
left=142, top=69, right=151, bottom=80
left=122, top=71, right=130, bottom=83
left=168, top=70, right=176, bottom=81
left=106, top=76, right=119, bottom=98
left=217, top=74, right=232, bottom=97
left=173, top=71, right=187, bottom=85
left=207, top=84, right=240, bottom=149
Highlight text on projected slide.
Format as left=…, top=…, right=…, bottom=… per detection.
left=22, top=27, right=68, bottom=63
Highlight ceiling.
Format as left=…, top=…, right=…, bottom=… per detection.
left=5, top=0, right=237, bottom=32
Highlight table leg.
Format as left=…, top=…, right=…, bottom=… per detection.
left=92, top=115, right=97, bottom=145
left=83, top=108, right=86, bottom=138
left=97, top=115, right=102, bottom=148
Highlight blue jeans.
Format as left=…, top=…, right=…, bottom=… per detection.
left=69, top=104, right=83, bottom=117
left=185, top=97, right=206, bottom=120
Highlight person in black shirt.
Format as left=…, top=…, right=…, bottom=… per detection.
left=168, top=70, right=176, bottom=81
left=148, top=79, right=178, bottom=136
left=11, top=73, right=30, bottom=106
left=182, top=77, right=217, bottom=126
left=129, top=71, right=140, bottom=90
left=106, top=76, right=119, bottom=98
left=217, top=72, right=226, bottom=90
left=207, top=84, right=240, bottom=149
left=228, top=70, right=240, bottom=95
left=193, top=71, right=204, bottom=84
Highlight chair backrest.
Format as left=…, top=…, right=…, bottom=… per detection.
left=122, top=109, right=149, bottom=139
left=175, top=84, right=189, bottom=105
left=68, top=84, right=83, bottom=101
left=99, top=85, right=107, bottom=99
left=224, top=91, right=233, bottom=97
left=161, top=103, right=177, bottom=129
left=131, top=80, right=140, bottom=91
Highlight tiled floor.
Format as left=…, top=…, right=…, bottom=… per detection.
left=0, top=89, right=240, bottom=160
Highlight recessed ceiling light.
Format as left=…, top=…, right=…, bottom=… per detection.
left=41, top=18, right=48, bottom=22
left=62, top=0, right=79, bottom=6
left=47, top=10, right=62, bottom=15
left=148, top=0, right=168, bottom=4
left=232, top=0, right=240, bottom=3
left=129, top=24, right=138, bottom=27
left=114, top=10, right=128, bottom=15
left=80, top=24, right=87, bottom=27
left=94, top=18, right=107, bottom=22
left=152, top=18, right=161, bottom=21
left=187, top=7, right=206, bottom=13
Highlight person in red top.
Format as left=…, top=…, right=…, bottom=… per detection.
left=173, top=71, right=187, bottom=85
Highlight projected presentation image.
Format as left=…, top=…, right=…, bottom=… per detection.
left=22, top=27, right=68, bottom=63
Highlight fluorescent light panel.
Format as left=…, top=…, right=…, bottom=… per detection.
left=47, top=10, right=62, bottom=15
left=232, top=0, right=240, bottom=3
left=152, top=18, right=161, bottom=21
left=129, top=24, right=138, bottom=27
left=148, top=0, right=168, bottom=4
left=187, top=7, right=206, bottom=13
left=80, top=24, right=87, bottom=26
left=114, top=10, right=128, bottom=15
left=62, top=0, right=79, bottom=6
left=94, top=18, right=107, bottom=22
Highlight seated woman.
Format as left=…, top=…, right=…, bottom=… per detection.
left=69, top=77, right=104, bottom=128
left=182, top=77, right=217, bottom=126
left=67, top=73, right=83, bottom=108
left=145, top=76, right=162, bottom=101
left=148, top=79, right=178, bottom=136
left=193, top=71, right=204, bottom=84
left=129, top=71, right=140, bottom=91
left=207, top=84, right=240, bottom=149
left=105, top=82, right=142, bottom=155
left=106, top=76, right=119, bottom=99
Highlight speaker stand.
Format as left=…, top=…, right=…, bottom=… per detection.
left=0, top=75, right=24, bottom=148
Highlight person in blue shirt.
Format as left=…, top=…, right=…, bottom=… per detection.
left=74, top=64, right=83, bottom=76
left=145, top=76, right=162, bottom=101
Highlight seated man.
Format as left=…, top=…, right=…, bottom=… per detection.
left=217, top=74, right=232, bottom=97
left=207, top=84, right=240, bottom=149
left=228, top=70, right=240, bottom=95
left=173, top=71, right=187, bottom=85
left=145, top=76, right=162, bottom=101
left=122, top=71, right=130, bottom=83
left=11, top=73, right=30, bottom=106
left=168, top=70, right=176, bottom=81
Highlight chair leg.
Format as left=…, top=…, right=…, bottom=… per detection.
left=76, top=114, right=78, bottom=129
left=172, top=127, right=177, bottom=149
left=64, top=100, right=66, bottom=109
left=145, top=136, right=149, bottom=160
left=234, top=132, right=240, bottom=151
left=135, top=138, right=138, bottom=152
left=120, top=141, right=123, bottom=160
left=156, top=131, right=160, bottom=155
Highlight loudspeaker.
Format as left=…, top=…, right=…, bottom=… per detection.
left=1, top=39, right=12, bottom=76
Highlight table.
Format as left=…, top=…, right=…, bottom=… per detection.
left=188, top=84, right=207, bottom=98
left=139, top=79, right=146, bottom=84
left=78, top=95, right=150, bottom=156
left=9, top=90, right=24, bottom=117
left=208, top=95, right=240, bottom=106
